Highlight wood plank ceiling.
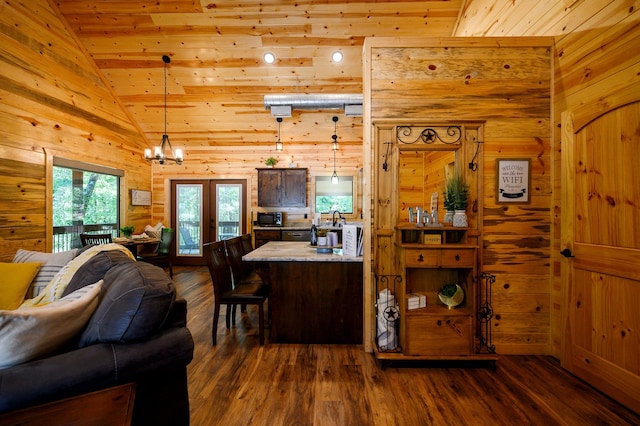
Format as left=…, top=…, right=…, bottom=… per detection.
left=52, top=1, right=464, bottom=154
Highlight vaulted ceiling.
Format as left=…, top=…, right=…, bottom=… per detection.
left=52, top=0, right=466, bottom=150
left=51, top=0, right=604, bottom=152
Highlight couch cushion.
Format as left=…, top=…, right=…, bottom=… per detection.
left=61, top=250, right=134, bottom=297
left=0, top=262, right=41, bottom=310
left=0, top=281, right=102, bottom=369
left=12, top=249, right=78, bottom=299
left=78, top=262, right=176, bottom=347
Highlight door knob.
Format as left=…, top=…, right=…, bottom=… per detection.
left=560, top=248, right=574, bottom=258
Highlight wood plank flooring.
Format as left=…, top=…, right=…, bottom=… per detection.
left=173, top=266, right=640, bottom=426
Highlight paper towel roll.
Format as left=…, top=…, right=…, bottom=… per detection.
left=377, top=289, right=398, bottom=350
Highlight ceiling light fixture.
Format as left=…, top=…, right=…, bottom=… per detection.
left=332, top=51, right=343, bottom=62
left=275, top=117, right=283, bottom=151
left=331, top=116, right=339, bottom=184
left=144, top=55, right=183, bottom=165
left=331, top=116, right=339, bottom=151
left=264, top=52, right=276, bottom=64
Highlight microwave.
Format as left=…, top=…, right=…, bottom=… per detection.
left=257, top=211, right=283, bottom=227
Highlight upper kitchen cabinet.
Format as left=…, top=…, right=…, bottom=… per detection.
left=257, top=168, right=307, bottom=207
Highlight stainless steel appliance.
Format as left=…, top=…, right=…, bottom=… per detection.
left=256, top=211, right=283, bottom=227
left=282, top=230, right=311, bottom=241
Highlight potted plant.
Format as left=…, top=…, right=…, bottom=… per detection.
left=120, top=225, right=135, bottom=238
left=442, top=182, right=456, bottom=224
left=265, top=157, right=278, bottom=168
left=438, top=283, right=464, bottom=309
left=316, top=228, right=328, bottom=246
left=445, top=174, right=469, bottom=227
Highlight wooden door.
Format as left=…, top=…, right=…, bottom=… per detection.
left=561, top=96, right=640, bottom=411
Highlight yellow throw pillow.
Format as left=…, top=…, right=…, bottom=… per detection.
left=0, top=262, right=41, bottom=310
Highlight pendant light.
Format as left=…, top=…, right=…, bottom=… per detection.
left=275, top=117, right=283, bottom=151
left=331, top=116, right=339, bottom=184
left=144, top=55, right=183, bottom=165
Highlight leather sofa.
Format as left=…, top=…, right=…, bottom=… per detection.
left=0, top=247, right=194, bottom=425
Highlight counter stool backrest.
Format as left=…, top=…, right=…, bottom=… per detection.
left=203, top=241, right=233, bottom=297
left=240, top=233, right=254, bottom=255
left=224, top=236, right=248, bottom=285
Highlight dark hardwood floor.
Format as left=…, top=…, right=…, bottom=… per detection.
left=173, top=266, right=640, bottom=425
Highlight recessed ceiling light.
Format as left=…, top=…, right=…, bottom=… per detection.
left=332, top=51, right=343, bottom=63
left=263, top=52, right=276, bottom=64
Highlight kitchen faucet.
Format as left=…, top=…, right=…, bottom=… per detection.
left=332, top=210, right=343, bottom=227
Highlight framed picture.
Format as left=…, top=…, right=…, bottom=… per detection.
left=496, top=159, right=531, bottom=204
left=130, top=189, right=151, bottom=206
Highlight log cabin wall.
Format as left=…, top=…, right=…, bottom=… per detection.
left=0, top=0, right=152, bottom=261
left=0, top=0, right=635, bottom=358
left=363, top=37, right=553, bottom=355
left=454, top=0, right=640, bottom=359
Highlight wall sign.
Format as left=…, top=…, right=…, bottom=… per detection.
left=496, top=159, right=531, bottom=204
left=130, top=189, right=151, bottom=206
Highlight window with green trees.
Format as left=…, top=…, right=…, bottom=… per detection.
left=315, top=176, right=353, bottom=214
left=52, top=159, right=121, bottom=252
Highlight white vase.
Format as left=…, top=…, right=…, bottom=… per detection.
left=453, top=210, right=468, bottom=227
left=443, top=210, right=454, bottom=223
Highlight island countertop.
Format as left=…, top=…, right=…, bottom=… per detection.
left=243, top=241, right=362, bottom=263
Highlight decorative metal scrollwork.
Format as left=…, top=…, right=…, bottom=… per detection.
left=374, top=273, right=403, bottom=354
left=477, top=272, right=496, bottom=354
left=396, top=125, right=462, bottom=145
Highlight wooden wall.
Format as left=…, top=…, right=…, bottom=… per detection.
left=363, top=37, right=554, bottom=355
left=0, top=0, right=152, bottom=260
left=454, top=0, right=640, bottom=359
left=1, top=0, right=636, bottom=360
left=50, top=0, right=465, bottom=227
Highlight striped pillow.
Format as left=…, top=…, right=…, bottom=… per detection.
left=12, top=249, right=78, bottom=299
left=0, top=281, right=102, bottom=369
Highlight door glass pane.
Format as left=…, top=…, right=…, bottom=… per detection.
left=216, top=184, right=241, bottom=240
left=176, top=184, right=202, bottom=256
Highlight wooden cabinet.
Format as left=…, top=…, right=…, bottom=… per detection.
left=254, top=229, right=281, bottom=248
left=257, top=168, right=307, bottom=207
left=398, top=226, right=477, bottom=357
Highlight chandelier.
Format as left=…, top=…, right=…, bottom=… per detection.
left=144, top=55, right=183, bottom=165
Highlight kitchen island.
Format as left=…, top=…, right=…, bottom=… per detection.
left=243, top=241, right=363, bottom=344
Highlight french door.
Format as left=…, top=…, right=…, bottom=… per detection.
left=171, top=179, right=247, bottom=265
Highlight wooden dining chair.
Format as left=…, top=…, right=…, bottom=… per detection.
left=203, top=241, right=268, bottom=345
left=224, top=236, right=262, bottom=286
left=240, top=233, right=254, bottom=255
left=225, top=235, right=265, bottom=316
left=136, top=228, right=174, bottom=277
left=80, top=233, right=112, bottom=247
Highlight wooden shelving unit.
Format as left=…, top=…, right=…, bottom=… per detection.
left=372, top=122, right=497, bottom=366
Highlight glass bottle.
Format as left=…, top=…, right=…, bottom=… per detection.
left=310, top=224, right=318, bottom=246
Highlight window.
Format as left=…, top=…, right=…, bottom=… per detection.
left=52, top=158, right=122, bottom=252
left=315, top=176, right=354, bottom=214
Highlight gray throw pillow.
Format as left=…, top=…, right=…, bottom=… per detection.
left=61, top=250, right=134, bottom=297
left=78, top=261, right=176, bottom=347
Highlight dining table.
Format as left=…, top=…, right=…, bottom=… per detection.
left=113, top=236, right=161, bottom=256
